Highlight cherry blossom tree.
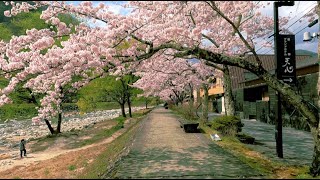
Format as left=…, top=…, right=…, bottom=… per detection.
left=132, top=56, right=217, bottom=122
left=2, top=1, right=320, bottom=175
left=0, top=1, right=116, bottom=134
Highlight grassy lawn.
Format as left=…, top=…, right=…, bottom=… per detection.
left=0, top=103, right=38, bottom=122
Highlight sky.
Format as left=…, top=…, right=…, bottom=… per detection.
left=67, top=1, right=319, bottom=54
left=257, top=1, right=319, bottom=54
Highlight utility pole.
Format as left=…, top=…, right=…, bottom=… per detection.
left=274, top=1, right=294, bottom=158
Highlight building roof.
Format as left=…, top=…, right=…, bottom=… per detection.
left=229, top=54, right=317, bottom=89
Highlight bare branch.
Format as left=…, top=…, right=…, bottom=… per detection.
left=201, top=33, right=219, bottom=48
left=207, top=1, right=262, bottom=66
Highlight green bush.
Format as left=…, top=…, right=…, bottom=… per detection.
left=210, top=115, right=243, bottom=136
left=171, top=104, right=198, bottom=121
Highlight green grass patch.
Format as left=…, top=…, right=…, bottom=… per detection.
left=77, top=101, right=147, bottom=114
left=29, top=131, right=80, bottom=152
left=29, top=135, right=57, bottom=152
left=28, top=108, right=152, bottom=152
left=44, top=168, right=50, bottom=176
left=70, top=110, right=151, bottom=148
left=70, top=117, right=125, bottom=148
left=68, top=165, right=77, bottom=171
left=0, top=103, right=37, bottom=122
left=77, top=110, right=150, bottom=179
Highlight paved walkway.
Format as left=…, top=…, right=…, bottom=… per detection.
left=207, top=113, right=314, bottom=166
left=241, top=119, right=314, bottom=166
left=108, top=108, right=264, bottom=179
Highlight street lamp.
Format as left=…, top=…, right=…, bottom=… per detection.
left=303, top=32, right=319, bottom=41
left=303, top=19, right=319, bottom=41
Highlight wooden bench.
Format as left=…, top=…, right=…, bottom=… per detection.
left=178, top=119, right=199, bottom=133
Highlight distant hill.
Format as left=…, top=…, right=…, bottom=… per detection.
left=296, top=49, right=318, bottom=57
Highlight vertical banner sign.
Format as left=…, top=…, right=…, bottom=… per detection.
left=277, top=34, right=296, bottom=85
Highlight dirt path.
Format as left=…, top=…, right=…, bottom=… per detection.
left=0, top=116, right=134, bottom=179
left=0, top=130, right=122, bottom=172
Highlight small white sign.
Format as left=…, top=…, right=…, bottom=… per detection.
left=210, top=134, right=221, bottom=141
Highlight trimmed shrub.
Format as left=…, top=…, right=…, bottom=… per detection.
left=210, top=115, right=243, bottom=136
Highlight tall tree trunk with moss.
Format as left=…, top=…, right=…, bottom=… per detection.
left=310, top=1, right=320, bottom=176
left=223, top=65, right=235, bottom=116
left=201, top=83, right=209, bottom=123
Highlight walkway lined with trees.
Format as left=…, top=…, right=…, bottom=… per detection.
left=1, top=1, right=319, bottom=176
left=108, top=107, right=264, bottom=179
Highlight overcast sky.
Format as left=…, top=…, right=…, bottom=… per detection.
left=67, top=1, right=319, bottom=54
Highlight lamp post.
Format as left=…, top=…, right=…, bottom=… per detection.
left=303, top=19, right=319, bottom=41
left=274, top=1, right=294, bottom=158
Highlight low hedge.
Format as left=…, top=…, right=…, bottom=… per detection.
left=210, top=115, right=244, bottom=136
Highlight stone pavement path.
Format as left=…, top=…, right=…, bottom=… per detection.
left=207, top=112, right=314, bottom=166
left=241, top=119, right=314, bottom=166
left=108, top=108, right=265, bottom=179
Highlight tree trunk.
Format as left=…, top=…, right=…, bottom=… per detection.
left=317, top=1, right=320, bottom=114
left=310, top=127, right=320, bottom=176
left=223, top=65, right=235, bottom=116
left=189, top=83, right=194, bottom=109
left=145, top=97, right=148, bottom=109
left=56, top=86, right=63, bottom=134
left=313, top=1, right=320, bottom=176
left=120, top=103, right=126, bottom=118
left=202, top=83, right=209, bottom=123
left=196, top=88, right=201, bottom=106
left=44, top=119, right=55, bottom=135
left=57, top=112, right=62, bottom=133
left=27, top=88, right=38, bottom=105
left=127, top=94, right=132, bottom=118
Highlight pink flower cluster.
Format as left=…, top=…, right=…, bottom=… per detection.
left=0, top=1, right=298, bottom=123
